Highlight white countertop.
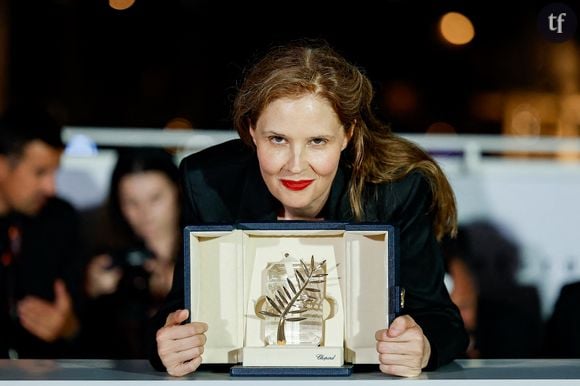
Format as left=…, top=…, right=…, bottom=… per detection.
left=2, top=359, right=580, bottom=385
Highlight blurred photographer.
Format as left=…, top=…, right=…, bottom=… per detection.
left=81, top=147, right=180, bottom=358
left=0, top=105, right=84, bottom=358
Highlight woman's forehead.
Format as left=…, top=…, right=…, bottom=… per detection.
left=255, top=99, right=343, bottom=138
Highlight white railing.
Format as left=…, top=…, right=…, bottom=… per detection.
left=60, top=127, right=580, bottom=318
left=63, top=127, right=238, bottom=153
left=63, top=127, right=580, bottom=163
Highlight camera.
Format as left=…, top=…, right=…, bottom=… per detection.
left=110, top=247, right=154, bottom=295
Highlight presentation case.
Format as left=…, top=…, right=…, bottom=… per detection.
left=184, top=222, right=401, bottom=374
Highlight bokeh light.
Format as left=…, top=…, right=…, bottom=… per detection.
left=165, top=117, right=193, bottom=130
left=109, top=0, right=135, bottom=11
left=426, top=121, right=456, bottom=134
left=440, top=12, right=475, bottom=46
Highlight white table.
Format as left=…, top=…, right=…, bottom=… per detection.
left=2, top=359, right=580, bottom=385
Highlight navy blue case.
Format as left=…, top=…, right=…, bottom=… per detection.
left=183, top=221, right=400, bottom=377
left=229, top=364, right=354, bottom=377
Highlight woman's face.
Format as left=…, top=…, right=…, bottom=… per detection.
left=119, top=171, right=179, bottom=241
left=250, top=94, right=351, bottom=219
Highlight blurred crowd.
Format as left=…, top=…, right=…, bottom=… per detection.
left=0, top=105, right=578, bottom=360
left=1, top=106, right=180, bottom=359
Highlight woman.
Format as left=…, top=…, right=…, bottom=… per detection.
left=148, top=41, right=468, bottom=377
left=83, top=147, right=180, bottom=358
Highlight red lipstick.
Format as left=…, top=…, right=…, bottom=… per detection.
left=281, top=179, right=314, bottom=191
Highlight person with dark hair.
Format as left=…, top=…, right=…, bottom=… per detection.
left=81, top=147, right=181, bottom=358
left=442, top=221, right=543, bottom=359
left=542, top=281, right=580, bottom=358
left=0, top=105, right=84, bottom=358
left=148, top=40, right=468, bottom=377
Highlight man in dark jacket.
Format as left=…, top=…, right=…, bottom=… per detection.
left=0, top=106, right=84, bottom=358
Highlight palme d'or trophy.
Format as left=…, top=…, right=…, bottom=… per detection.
left=186, top=222, right=397, bottom=376
left=258, top=253, right=327, bottom=347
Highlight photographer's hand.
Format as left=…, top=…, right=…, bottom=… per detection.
left=144, top=258, right=174, bottom=299
left=85, top=254, right=122, bottom=298
left=17, top=279, right=79, bottom=342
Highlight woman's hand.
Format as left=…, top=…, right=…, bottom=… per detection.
left=85, top=254, right=122, bottom=298
left=144, top=259, right=174, bottom=300
left=156, top=309, right=208, bottom=377
left=375, top=315, right=431, bottom=377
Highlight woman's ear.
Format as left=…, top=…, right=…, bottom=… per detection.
left=249, top=126, right=256, bottom=146
left=341, top=121, right=355, bottom=150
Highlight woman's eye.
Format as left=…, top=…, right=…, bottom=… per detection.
left=269, top=136, right=286, bottom=144
left=150, top=193, right=162, bottom=204
left=311, top=137, right=328, bottom=145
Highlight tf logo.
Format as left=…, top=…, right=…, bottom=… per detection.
left=537, top=3, right=578, bottom=42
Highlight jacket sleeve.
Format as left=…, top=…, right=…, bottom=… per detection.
left=388, top=172, right=468, bottom=370
left=147, top=157, right=200, bottom=371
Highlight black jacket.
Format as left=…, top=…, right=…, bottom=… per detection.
left=0, top=197, right=84, bottom=358
left=148, top=139, right=468, bottom=370
left=542, top=281, right=580, bottom=358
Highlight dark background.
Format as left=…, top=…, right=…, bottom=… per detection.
left=6, top=0, right=579, bottom=133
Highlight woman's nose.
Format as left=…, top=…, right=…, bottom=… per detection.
left=286, top=145, right=306, bottom=173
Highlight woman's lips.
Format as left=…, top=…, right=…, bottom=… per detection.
left=280, top=179, right=314, bottom=191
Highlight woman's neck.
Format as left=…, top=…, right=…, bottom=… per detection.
left=278, top=208, right=325, bottom=221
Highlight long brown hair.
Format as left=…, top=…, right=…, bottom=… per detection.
left=233, top=40, right=457, bottom=240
